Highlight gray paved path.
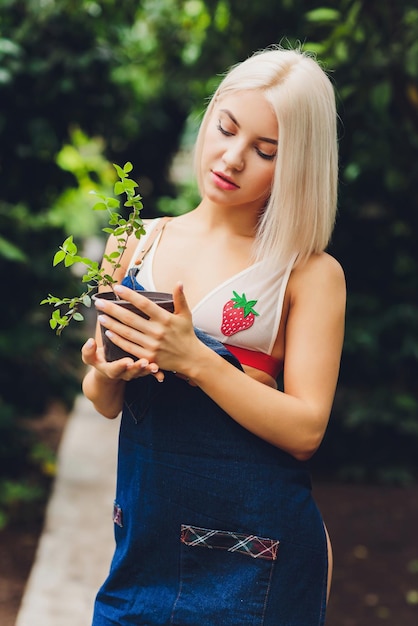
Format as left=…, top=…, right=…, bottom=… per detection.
left=15, top=395, right=120, bottom=626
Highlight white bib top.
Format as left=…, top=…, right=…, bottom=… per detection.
left=127, top=219, right=296, bottom=358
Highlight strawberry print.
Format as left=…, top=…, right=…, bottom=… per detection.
left=221, top=291, right=259, bottom=337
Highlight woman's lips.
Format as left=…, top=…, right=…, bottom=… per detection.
left=211, top=170, right=240, bottom=191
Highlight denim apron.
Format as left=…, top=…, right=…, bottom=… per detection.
left=93, top=272, right=328, bottom=626
left=92, top=278, right=328, bottom=625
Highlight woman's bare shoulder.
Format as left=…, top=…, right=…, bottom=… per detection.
left=289, top=252, right=346, bottom=303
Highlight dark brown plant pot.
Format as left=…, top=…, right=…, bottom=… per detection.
left=93, top=291, right=174, bottom=362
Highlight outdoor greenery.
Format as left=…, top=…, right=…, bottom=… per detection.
left=0, top=0, right=417, bottom=525
left=41, top=161, right=146, bottom=335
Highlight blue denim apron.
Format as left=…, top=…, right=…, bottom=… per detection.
left=92, top=278, right=328, bottom=625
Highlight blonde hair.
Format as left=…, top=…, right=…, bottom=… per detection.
left=194, top=47, right=338, bottom=266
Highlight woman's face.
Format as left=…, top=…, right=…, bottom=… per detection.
left=199, top=90, right=278, bottom=213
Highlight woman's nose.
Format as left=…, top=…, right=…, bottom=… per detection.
left=222, top=143, right=245, bottom=171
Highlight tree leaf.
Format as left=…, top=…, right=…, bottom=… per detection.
left=305, top=8, right=340, bottom=22
left=0, top=235, right=27, bottom=262
left=53, top=250, right=66, bottom=266
left=92, top=202, right=107, bottom=211
left=113, top=163, right=126, bottom=179
left=64, top=255, right=75, bottom=267
left=114, top=181, right=124, bottom=195
left=106, top=198, right=120, bottom=209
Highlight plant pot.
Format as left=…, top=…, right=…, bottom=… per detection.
left=93, top=291, right=174, bottom=362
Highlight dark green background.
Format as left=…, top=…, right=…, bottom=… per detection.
left=1, top=0, right=417, bottom=523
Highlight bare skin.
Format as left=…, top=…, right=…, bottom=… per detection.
left=82, top=90, right=345, bottom=600
left=82, top=212, right=346, bottom=460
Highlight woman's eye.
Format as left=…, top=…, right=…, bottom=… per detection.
left=217, top=120, right=233, bottom=136
left=256, top=148, right=276, bottom=161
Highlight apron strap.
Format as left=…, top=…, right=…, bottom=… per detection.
left=134, top=216, right=173, bottom=266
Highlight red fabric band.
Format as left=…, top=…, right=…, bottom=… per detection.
left=225, top=345, right=282, bottom=379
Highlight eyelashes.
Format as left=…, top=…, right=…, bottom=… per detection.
left=216, top=120, right=276, bottom=161
left=256, top=148, right=276, bottom=161
left=217, top=120, right=232, bottom=136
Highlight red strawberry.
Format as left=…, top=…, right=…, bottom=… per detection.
left=221, top=291, right=259, bottom=337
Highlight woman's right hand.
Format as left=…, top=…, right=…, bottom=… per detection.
left=81, top=337, right=165, bottom=383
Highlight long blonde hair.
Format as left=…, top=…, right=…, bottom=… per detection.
left=194, top=47, right=338, bottom=267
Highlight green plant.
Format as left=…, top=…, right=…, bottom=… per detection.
left=41, top=162, right=145, bottom=335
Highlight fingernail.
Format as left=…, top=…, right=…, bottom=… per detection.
left=97, top=315, right=107, bottom=324
left=105, top=330, right=114, bottom=338
left=114, top=284, right=124, bottom=293
left=95, top=298, right=105, bottom=309
left=85, top=338, right=94, bottom=349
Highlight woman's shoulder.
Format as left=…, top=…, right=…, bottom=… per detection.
left=288, top=251, right=346, bottom=303
left=106, top=217, right=162, bottom=272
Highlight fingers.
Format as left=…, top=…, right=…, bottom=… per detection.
left=96, top=283, right=191, bottom=325
left=82, top=336, right=163, bottom=382
left=123, top=358, right=165, bottom=382
left=112, top=284, right=162, bottom=321
left=81, top=337, right=98, bottom=365
left=93, top=282, right=195, bottom=376
left=173, top=281, right=190, bottom=317
left=95, top=286, right=164, bottom=338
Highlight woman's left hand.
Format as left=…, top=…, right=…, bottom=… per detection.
left=95, top=282, right=199, bottom=377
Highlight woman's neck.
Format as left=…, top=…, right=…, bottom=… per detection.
left=188, top=198, right=260, bottom=238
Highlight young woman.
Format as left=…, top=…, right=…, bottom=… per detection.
left=82, top=46, right=346, bottom=625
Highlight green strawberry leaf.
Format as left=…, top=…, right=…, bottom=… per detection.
left=230, top=291, right=259, bottom=317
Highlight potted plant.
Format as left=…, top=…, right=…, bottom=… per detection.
left=41, top=161, right=173, bottom=361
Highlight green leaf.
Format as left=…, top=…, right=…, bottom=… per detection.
left=79, top=256, right=94, bottom=267
left=52, top=309, right=66, bottom=322
left=0, top=235, right=27, bottom=262
left=62, top=236, right=77, bottom=255
left=62, top=235, right=74, bottom=250
left=123, top=179, right=138, bottom=192
left=73, top=312, right=84, bottom=322
left=305, top=8, right=340, bottom=22
left=64, top=255, right=76, bottom=267
left=123, top=161, right=133, bottom=173
left=53, top=250, right=66, bottom=266
left=113, top=163, right=126, bottom=179
left=92, top=202, right=107, bottom=211
left=106, top=198, right=120, bottom=209
left=114, top=181, right=124, bottom=195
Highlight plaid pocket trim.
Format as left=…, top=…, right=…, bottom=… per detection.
left=113, top=502, right=123, bottom=527
left=180, top=524, right=279, bottom=561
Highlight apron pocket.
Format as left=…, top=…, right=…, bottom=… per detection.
left=170, top=524, right=280, bottom=626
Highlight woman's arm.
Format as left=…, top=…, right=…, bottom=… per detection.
left=81, top=345, right=127, bottom=419
left=94, top=253, right=346, bottom=458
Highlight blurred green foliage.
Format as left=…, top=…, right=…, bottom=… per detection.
left=306, top=0, right=418, bottom=482
left=0, top=0, right=417, bottom=526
